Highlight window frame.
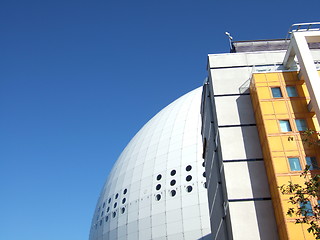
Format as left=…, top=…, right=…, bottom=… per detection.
left=271, top=87, right=283, bottom=98
left=286, top=86, right=299, bottom=97
left=306, top=156, right=319, bottom=170
left=288, top=157, right=302, bottom=171
left=295, top=119, right=308, bottom=131
left=279, top=120, right=292, bottom=132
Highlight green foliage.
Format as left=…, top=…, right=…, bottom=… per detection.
left=302, top=129, right=320, bottom=146
left=280, top=167, right=320, bottom=239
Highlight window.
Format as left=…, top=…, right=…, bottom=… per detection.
left=306, top=157, right=319, bottom=170
left=279, top=120, right=292, bottom=132
left=186, top=165, right=192, bottom=171
left=271, top=87, right=283, bottom=98
left=288, top=157, right=302, bottom=171
left=300, top=201, right=313, bottom=216
left=186, top=175, right=192, bottom=182
left=286, top=86, right=298, bottom=97
left=186, top=186, right=193, bottom=193
left=170, top=190, right=176, bottom=197
left=295, top=119, right=307, bottom=131
left=121, top=207, right=125, bottom=214
left=155, top=194, right=161, bottom=201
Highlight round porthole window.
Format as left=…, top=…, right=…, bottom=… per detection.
left=105, top=216, right=109, bottom=222
left=170, top=179, right=176, bottom=186
left=123, top=188, right=127, bottom=194
left=114, top=202, right=117, bottom=208
left=203, top=172, right=206, bottom=177
left=156, top=184, right=161, bottom=190
left=170, top=190, right=176, bottom=197
left=186, top=186, right=193, bottom=193
left=186, top=165, right=192, bottom=171
left=155, top=194, right=161, bottom=201
left=122, top=198, right=126, bottom=204
left=170, top=170, right=176, bottom=176
left=115, top=193, right=119, bottom=199
left=121, top=207, right=125, bottom=214
left=186, top=175, right=192, bottom=182
left=156, top=174, right=162, bottom=181
left=112, top=212, right=116, bottom=218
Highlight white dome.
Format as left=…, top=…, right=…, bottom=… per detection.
left=89, top=87, right=212, bottom=240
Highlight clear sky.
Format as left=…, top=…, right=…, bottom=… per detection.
left=0, top=0, right=319, bottom=239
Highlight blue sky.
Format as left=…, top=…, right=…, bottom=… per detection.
left=0, top=0, right=319, bottom=239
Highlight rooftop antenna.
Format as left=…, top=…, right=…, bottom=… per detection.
left=225, top=32, right=233, bottom=52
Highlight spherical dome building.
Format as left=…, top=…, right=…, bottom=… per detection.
left=89, top=87, right=212, bottom=240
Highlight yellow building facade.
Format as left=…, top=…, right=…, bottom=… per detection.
left=250, top=71, right=320, bottom=239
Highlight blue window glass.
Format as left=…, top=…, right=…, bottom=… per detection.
left=279, top=120, right=292, bottom=132
left=300, top=201, right=313, bottom=216
left=295, top=119, right=307, bottom=131
left=286, top=86, right=298, bottom=97
left=288, top=157, right=302, bottom=171
left=271, top=87, right=283, bottom=98
left=306, top=157, right=318, bottom=170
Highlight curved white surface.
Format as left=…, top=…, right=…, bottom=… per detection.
left=89, top=87, right=211, bottom=240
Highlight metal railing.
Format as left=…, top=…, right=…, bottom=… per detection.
left=286, top=22, right=320, bottom=40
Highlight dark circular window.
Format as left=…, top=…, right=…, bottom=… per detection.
left=170, top=170, right=176, bottom=176
left=170, top=179, right=176, bottom=186
left=156, top=184, right=161, bottom=190
left=114, top=202, right=117, bottom=208
left=170, top=190, right=176, bottom=197
left=122, top=198, right=126, bottom=204
left=202, top=162, right=205, bottom=167
left=186, top=175, right=192, bottom=182
left=121, top=207, right=125, bottom=214
left=156, top=174, right=162, bottom=181
left=155, top=194, right=161, bottom=201
left=186, top=186, right=193, bottom=193
left=108, top=198, right=111, bottom=203
left=186, top=165, right=192, bottom=171
left=123, top=188, right=127, bottom=194
left=115, top=193, right=119, bottom=199
left=203, top=172, right=206, bottom=177
left=112, top=212, right=116, bottom=218
left=107, top=207, right=110, bottom=213
left=204, top=182, right=207, bottom=189
left=105, top=216, right=109, bottom=222
left=101, top=211, right=104, bottom=217
left=102, top=202, right=105, bottom=208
